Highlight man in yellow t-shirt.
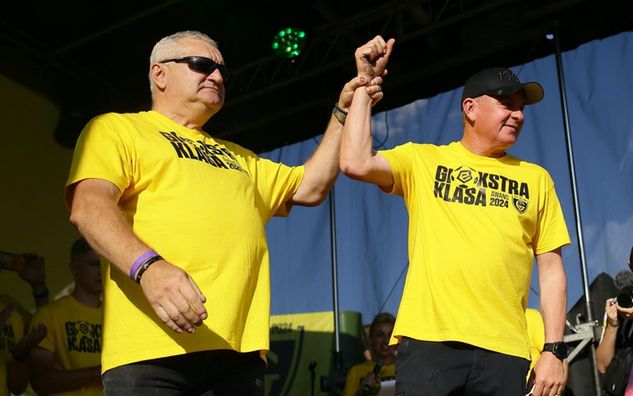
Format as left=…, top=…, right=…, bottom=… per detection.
left=64, top=30, right=393, bottom=395
left=341, top=66, right=570, bottom=396
left=343, top=313, right=396, bottom=396
left=1, top=301, right=26, bottom=396
left=29, top=238, right=102, bottom=396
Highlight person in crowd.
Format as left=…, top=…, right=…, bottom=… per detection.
left=65, top=30, right=392, bottom=394
left=1, top=250, right=49, bottom=395
left=343, top=312, right=396, bottom=396
left=595, top=246, right=633, bottom=396
left=0, top=302, right=46, bottom=396
left=340, top=61, right=570, bottom=396
left=29, top=237, right=103, bottom=395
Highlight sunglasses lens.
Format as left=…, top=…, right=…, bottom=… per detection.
left=189, top=58, right=216, bottom=74
left=188, top=57, right=227, bottom=80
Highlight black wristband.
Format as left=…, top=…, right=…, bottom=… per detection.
left=332, top=103, right=348, bottom=125
left=134, top=255, right=163, bottom=284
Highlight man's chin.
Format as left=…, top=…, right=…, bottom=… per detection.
left=203, top=101, right=224, bottom=114
left=376, top=350, right=394, bottom=359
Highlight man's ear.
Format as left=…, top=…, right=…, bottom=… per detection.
left=462, top=98, right=477, bottom=123
left=151, top=63, right=167, bottom=91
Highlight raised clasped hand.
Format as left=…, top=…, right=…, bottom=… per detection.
left=355, top=35, right=395, bottom=81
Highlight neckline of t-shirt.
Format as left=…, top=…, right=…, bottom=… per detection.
left=146, top=110, right=211, bottom=138
left=66, top=294, right=102, bottom=313
left=453, top=141, right=514, bottom=165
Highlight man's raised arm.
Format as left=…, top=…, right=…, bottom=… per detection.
left=340, top=36, right=395, bottom=189
left=292, top=35, right=395, bottom=205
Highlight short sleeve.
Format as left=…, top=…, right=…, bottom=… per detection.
left=65, top=113, right=136, bottom=208
left=533, top=174, right=571, bottom=254
left=379, top=142, right=417, bottom=197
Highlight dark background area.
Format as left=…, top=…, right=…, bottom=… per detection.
left=1, top=0, right=631, bottom=152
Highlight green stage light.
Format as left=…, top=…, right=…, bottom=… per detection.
left=272, top=27, right=306, bottom=58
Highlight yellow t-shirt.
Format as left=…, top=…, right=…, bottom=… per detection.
left=0, top=295, right=32, bottom=326
left=65, top=111, right=304, bottom=372
left=0, top=299, right=24, bottom=396
left=342, top=360, right=396, bottom=396
left=526, top=308, right=545, bottom=377
left=30, top=295, right=103, bottom=396
left=380, top=141, right=570, bottom=359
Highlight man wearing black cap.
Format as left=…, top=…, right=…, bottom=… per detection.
left=340, top=66, right=570, bottom=396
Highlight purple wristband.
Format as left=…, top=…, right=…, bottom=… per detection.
left=130, top=250, right=158, bottom=279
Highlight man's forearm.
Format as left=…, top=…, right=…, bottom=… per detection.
left=70, top=180, right=152, bottom=276
left=538, top=252, right=567, bottom=342
left=293, top=115, right=344, bottom=206
left=31, top=282, right=49, bottom=307
left=596, top=326, right=618, bottom=373
left=340, top=88, right=373, bottom=178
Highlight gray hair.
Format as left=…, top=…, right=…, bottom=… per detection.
left=148, top=31, right=219, bottom=98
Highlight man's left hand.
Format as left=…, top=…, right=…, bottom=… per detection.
left=338, top=75, right=384, bottom=110
left=529, top=352, right=567, bottom=396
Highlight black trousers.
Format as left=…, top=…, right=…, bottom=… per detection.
left=102, top=350, right=266, bottom=396
left=395, top=338, right=530, bottom=396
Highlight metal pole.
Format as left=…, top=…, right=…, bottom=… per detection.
left=552, top=29, right=601, bottom=396
left=329, top=188, right=342, bottom=371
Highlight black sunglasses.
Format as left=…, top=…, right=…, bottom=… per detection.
left=160, top=56, right=228, bottom=80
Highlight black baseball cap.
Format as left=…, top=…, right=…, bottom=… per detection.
left=461, top=67, right=544, bottom=105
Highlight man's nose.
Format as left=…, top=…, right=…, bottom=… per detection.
left=206, top=68, right=224, bottom=83
left=512, top=109, right=524, bottom=122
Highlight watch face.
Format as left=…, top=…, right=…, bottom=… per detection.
left=553, top=342, right=569, bottom=358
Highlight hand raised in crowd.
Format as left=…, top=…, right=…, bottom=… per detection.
left=18, top=253, right=46, bottom=287
left=13, top=323, right=47, bottom=360
left=355, top=35, right=395, bottom=81
left=605, top=298, right=620, bottom=328
left=18, top=253, right=49, bottom=306
left=139, top=260, right=207, bottom=334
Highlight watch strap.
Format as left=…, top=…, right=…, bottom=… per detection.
left=542, top=341, right=568, bottom=359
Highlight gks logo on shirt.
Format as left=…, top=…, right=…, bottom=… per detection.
left=159, top=131, right=246, bottom=173
left=65, top=320, right=102, bottom=353
left=433, top=165, right=529, bottom=214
